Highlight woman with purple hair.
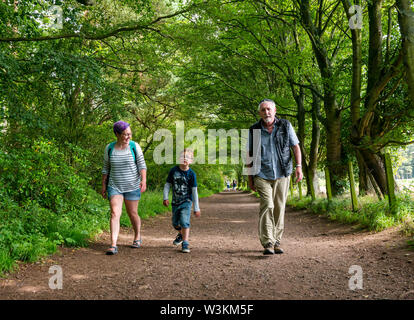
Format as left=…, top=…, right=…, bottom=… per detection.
left=102, top=121, right=147, bottom=255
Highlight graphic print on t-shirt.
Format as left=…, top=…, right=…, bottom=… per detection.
left=172, top=170, right=190, bottom=205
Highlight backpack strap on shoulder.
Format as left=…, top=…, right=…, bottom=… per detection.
left=108, top=141, right=117, bottom=159
left=106, top=142, right=116, bottom=188
left=129, top=140, right=137, bottom=162
left=108, top=141, right=138, bottom=165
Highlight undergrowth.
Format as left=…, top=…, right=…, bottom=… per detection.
left=287, top=192, right=414, bottom=234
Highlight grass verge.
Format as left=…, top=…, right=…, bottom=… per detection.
left=287, top=193, right=414, bottom=234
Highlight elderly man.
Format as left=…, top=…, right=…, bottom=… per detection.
left=248, top=99, right=303, bottom=255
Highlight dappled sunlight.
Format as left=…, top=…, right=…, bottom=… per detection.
left=71, top=274, right=88, bottom=280
left=226, top=220, right=248, bottom=224
left=116, top=234, right=134, bottom=241
left=17, top=285, right=47, bottom=293
left=141, top=236, right=175, bottom=242
left=0, top=279, right=17, bottom=288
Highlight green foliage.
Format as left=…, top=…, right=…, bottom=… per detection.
left=191, top=164, right=224, bottom=194
left=397, top=144, right=414, bottom=179
left=0, top=137, right=110, bottom=276
left=287, top=193, right=414, bottom=232
left=1, top=137, right=88, bottom=210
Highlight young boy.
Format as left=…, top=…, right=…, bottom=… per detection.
left=163, top=149, right=201, bottom=253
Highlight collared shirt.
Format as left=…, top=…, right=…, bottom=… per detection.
left=257, top=119, right=299, bottom=180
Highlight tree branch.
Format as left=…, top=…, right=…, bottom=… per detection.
left=0, top=8, right=190, bottom=42
left=379, top=139, right=414, bottom=149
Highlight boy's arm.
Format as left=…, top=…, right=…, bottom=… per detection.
left=163, top=182, right=171, bottom=206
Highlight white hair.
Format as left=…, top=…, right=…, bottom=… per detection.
left=258, top=99, right=276, bottom=111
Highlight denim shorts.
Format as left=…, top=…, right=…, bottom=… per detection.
left=172, top=200, right=192, bottom=229
left=107, top=186, right=141, bottom=201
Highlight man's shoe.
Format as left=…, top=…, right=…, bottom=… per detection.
left=173, top=233, right=183, bottom=246
left=274, top=243, right=284, bottom=254
left=263, top=243, right=274, bottom=255
left=182, top=241, right=190, bottom=253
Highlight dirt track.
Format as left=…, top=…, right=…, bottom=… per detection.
left=1, top=191, right=414, bottom=300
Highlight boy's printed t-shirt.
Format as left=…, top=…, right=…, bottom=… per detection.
left=167, top=166, right=197, bottom=206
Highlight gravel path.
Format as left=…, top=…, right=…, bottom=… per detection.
left=1, top=191, right=414, bottom=300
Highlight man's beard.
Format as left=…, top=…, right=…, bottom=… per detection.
left=264, top=117, right=273, bottom=124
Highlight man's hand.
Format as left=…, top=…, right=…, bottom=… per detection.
left=248, top=178, right=256, bottom=192
left=295, top=166, right=303, bottom=183
left=194, top=210, right=201, bottom=217
left=163, top=199, right=169, bottom=207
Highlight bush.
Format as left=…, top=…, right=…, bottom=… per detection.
left=0, top=138, right=110, bottom=276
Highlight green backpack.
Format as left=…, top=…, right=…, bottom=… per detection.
left=106, top=141, right=138, bottom=187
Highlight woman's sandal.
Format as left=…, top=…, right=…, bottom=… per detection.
left=106, top=246, right=118, bottom=255
left=130, top=239, right=142, bottom=248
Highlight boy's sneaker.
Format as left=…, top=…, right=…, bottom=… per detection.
left=182, top=241, right=190, bottom=253
left=173, top=233, right=183, bottom=246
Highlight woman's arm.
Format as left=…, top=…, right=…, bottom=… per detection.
left=140, top=169, right=147, bottom=192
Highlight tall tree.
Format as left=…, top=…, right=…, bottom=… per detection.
left=296, top=0, right=348, bottom=195
left=396, top=0, right=414, bottom=106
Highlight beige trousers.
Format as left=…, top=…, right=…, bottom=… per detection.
left=254, top=176, right=290, bottom=247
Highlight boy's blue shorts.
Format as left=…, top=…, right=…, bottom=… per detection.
left=172, top=200, right=192, bottom=229
left=107, top=186, right=141, bottom=201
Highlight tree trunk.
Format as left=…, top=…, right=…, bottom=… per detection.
left=359, top=148, right=388, bottom=196
left=299, top=0, right=345, bottom=195
left=342, top=0, right=372, bottom=196
left=396, top=0, right=414, bottom=106
left=325, top=103, right=345, bottom=195
left=350, top=0, right=403, bottom=197
left=290, top=80, right=320, bottom=197
left=356, top=150, right=370, bottom=196
left=367, top=0, right=383, bottom=94
left=291, top=83, right=311, bottom=195
left=308, top=90, right=321, bottom=195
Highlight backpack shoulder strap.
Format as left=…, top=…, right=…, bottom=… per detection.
left=129, top=141, right=137, bottom=162
left=108, top=141, right=117, bottom=159
left=106, top=142, right=116, bottom=186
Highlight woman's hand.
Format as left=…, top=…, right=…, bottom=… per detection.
left=140, top=179, right=147, bottom=193
left=101, top=186, right=107, bottom=199
left=102, top=174, right=108, bottom=199
left=140, top=169, right=147, bottom=193
left=163, top=200, right=169, bottom=207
